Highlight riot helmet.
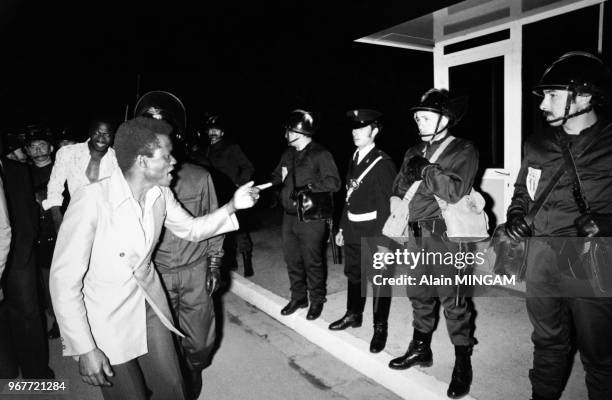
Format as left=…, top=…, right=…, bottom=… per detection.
left=410, top=89, right=467, bottom=140
left=533, top=51, right=611, bottom=124
left=135, top=90, right=189, bottom=159
left=284, top=109, right=316, bottom=136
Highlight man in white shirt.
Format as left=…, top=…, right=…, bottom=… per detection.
left=50, top=117, right=266, bottom=400
left=43, top=117, right=119, bottom=230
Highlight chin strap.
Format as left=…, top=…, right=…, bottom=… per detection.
left=547, top=92, right=593, bottom=125
left=419, top=114, right=448, bottom=141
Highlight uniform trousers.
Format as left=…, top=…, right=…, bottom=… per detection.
left=525, top=239, right=612, bottom=400
left=0, top=253, right=51, bottom=378
left=101, top=303, right=186, bottom=400
left=282, top=213, right=327, bottom=304
left=161, top=261, right=216, bottom=372
left=343, top=237, right=392, bottom=321
left=35, top=237, right=56, bottom=316
left=408, top=222, right=473, bottom=347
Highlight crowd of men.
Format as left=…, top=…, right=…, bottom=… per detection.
left=0, top=50, right=610, bottom=400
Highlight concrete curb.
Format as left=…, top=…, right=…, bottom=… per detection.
left=230, top=272, right=478, bottom=400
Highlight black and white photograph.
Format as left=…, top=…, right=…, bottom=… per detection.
left=1, top=1, right=611, bottom=399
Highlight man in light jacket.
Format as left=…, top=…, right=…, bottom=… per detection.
left=50, top=117, right=265, bottom=400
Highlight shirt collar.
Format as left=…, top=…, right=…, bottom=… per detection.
left=356, top=143, right=375, bottom=162
left=108, top=170, right=162, bottom=210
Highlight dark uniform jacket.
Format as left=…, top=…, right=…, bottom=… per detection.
left=200, top=140, right=254, bottom=204
left=271, top=141, right=341, bottom=213
left=2, top=159, right=38, bottom=274
left=508, top=118, right=612, bottom=237
left=392, top=135, right=479, bottom=222
left=339, top=148, right=396, bottom=244
left=206, top=139, right=254, bottom=185
left=154, top=163, right=224, bottom=273
left=29, top=164, right=56, bottom=251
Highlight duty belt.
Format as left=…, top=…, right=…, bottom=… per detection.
left=347, top=210, right=377, bottom=222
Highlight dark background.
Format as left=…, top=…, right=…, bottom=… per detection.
left=0, top=1, right=452, bottom=177
left=1, top=1, right=610, bottom=178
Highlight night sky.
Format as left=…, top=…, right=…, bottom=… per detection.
left=0, top=1, right=457, bottom=175
left=3, top=1, right=609, bottom=178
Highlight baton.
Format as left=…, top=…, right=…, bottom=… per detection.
left=327, top=218, right=340, bottom=264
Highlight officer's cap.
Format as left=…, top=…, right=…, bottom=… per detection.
left=346, top=109, right=383, bottom=129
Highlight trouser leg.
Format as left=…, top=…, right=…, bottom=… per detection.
left=35, top=239, right=55, bottom=317
left=282, top=215, right=307, bottom=301
left=425, top=234, right=472, bottom=346
left=139, top=303, right=186, bottom=400
left=177, top=265, right=216, bottom=371
left=235, top=229, right=253, bottom=254
left=569, top=297, right=612, bottom=400
left=101, top=360, right=148, bottom=400
left=102, top=304, right=185, bottom=400
left=526, top=295, right=571, bottom=400
left=525, top=240, right=571, bottom=400
left=344, top=242, right=365, bottom=313
left=296, top=219, right=327, bottom=304
left=3, top=254, right=50, bottom=378
left=0, top=301, right=18, bottom=378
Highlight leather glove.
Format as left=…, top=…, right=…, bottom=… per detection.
left=206, top=256, right=223, bottom=296
left=405, top=156, right=431, bottom=182
left=505, top=212, right=532, bottom=241
left=574, top=213, right=612, bottom=237
left=290, top=184, right=312, bottom=201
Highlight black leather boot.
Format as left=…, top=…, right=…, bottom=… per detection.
left=388, top=330, right=433, bottom=370
left=369, top=323, right=388, bottom=353
left=329, top=282, right=364, bottom=329
left=187, top=367, right=203, bottom=400
left=370, top=296, right=390, bottom=353
left=328, top=312, right=362, bottom=330
left=280, top=298, right=308, bottom=315
left=446, top=346, right=473, bottom=399
left=242, top=251, right=254, bottom=277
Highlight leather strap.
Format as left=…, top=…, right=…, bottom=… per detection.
left=524, top=123, right=607, bottom=224
left=345, top=155, right=383, bottom=202
left=561, top=141, right=590, bottom=215
left=524, top=160, right=568, bottom=225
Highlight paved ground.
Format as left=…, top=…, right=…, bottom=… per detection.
left=0, top=204, right=590, bottom=400
left=1, top=292, right=400, bottom=400
left=238, top=205, right=589, bottom=400
left=201, top=292, right=401, bottom=400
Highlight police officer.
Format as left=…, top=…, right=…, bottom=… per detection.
left=136, top=91, right=224, bottom=400
left=23, top=126, right=60, bottom=339
left=506, top=52, right=612, bottom=400
left=388, top=89, right=477, bottom=399
left=199, top=115, right=256, bottom=277
left=329, top=109, right=396, bottom=353
left=271, top=110, right=341, bottom=320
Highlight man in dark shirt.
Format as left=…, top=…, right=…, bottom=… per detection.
left=0, top=138, right=53, bottom=379
left=271, top=110, right=340, bottom=320
left=23, top=126, right=60, bottom=339
left=200, top=115, right=255, bottom=276
left=388, top=89, right=478, bottom=399
left=136, top=91, right=225, bottom=399
left=329, top=109, right=396, bottom=354
left=506, top=52, right=612, bottom=400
